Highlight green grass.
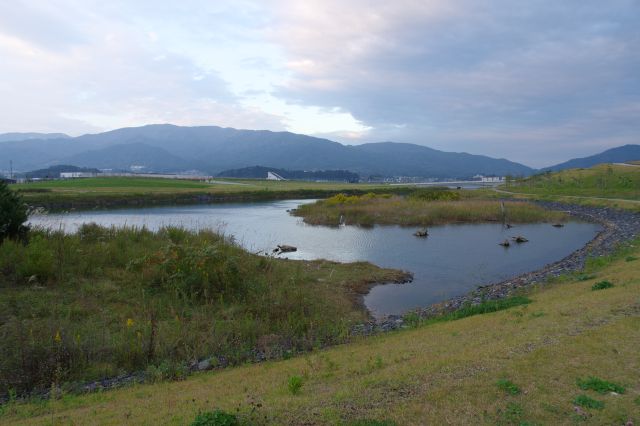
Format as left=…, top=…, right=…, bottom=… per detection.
left=573, top=394, right=605, bottom=410
left=190, top=409, right=239, bottom=426
left=577, top=377, right=626, bottom=394
left=592, top=280, right=614, bottom=290
left=14, top=177, right=417, bottom=210
left=496, top=379, right=521, bottom=395
left=21, top=177, right=212, bottom=190
left=506, top=164, right=640, bottom=200
left=0, top=225, right=408, bottom=396
left=287, top=375, right=304, bottom=395
left=294, top=192, right=566, bottom=227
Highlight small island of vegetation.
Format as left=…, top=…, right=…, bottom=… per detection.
left=293, top=190, right=567, bottom=227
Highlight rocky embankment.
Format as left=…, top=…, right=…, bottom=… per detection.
left=354, top=201, right=640, bottom=334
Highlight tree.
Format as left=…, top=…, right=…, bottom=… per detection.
left=0, top=180, right=29, bottom=243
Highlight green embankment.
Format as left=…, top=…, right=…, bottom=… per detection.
left=506, top=164, right=640, bottom=200
left=2, top=240, right=639, bottom=425
left=0, top=225, right=408, bottom=396
left=14, top=178, right=414, bottom=210
left=293, top=192, right=567, bottom=227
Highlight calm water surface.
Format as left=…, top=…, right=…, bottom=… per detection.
left=30, top=200, right=601, bottom=316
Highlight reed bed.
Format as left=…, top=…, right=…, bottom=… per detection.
left=294, top=193, right=567, bottom=227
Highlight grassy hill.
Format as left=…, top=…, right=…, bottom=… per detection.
left=2, top=239, right=638, bottom=425
left=507, top=164, right=640, bottom=200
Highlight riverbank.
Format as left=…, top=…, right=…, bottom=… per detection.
left=3, top=219, right=639, bottom=424
left=364, top=202, right=640, bottom=332
left=0, top=225, right=410, bottom=397
left=293, top=192, right=567, bottom=227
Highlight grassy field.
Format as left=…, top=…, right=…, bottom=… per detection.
left=14, top=178, right=412, bottom=210
left=0, top=225, right=408, bottom=397
left=2, top=239, right=638, bottom=425
left=506, top=164, right=640, bottom=200
left=293, top=192, right=567, bottom=227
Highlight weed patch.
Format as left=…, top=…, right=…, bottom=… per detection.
left=190, top=409, right=239, bottom=426
left=496, top=379, right=521, bottom=395
left=591, top=281, right=614, bottom=291
left=573, top=394, right=604, bottom=410
left=577, top=377, right=625, bottom=394
left=288, top=375, right=304, bottom=395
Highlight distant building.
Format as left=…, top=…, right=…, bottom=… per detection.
left=60, top=172, right=97, bottom=178
left=1, top=177, right=16, bottom=184
left=475, top=175, right=504, bottom=183
left=266, top=171, right=286, bottom=181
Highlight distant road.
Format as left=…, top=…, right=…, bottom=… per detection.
left=493, top=188, right=640, bottom=205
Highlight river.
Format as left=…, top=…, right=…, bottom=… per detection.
left=29, top=199, right=601, bottom=317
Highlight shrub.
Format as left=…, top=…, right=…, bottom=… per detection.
left=591, top=280, right=614, bottom=291
left=577, top=377, right=625, bottom=394
left=0, top=180, right=29, bottom=243
left=288, top=375, right=303, bottom=395
left=190, top=410, right=239, bottom=426
left=573, top=394, right=604, bottom=410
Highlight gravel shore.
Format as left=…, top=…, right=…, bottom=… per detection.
left=355, top=201, right=640, bottom=334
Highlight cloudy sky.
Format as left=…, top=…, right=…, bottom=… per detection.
left=1, top=1, right=638, bottom=167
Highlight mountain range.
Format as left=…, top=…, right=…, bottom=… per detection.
left=0, top=124, right=637, bottom=178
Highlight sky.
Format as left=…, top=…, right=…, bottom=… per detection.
left=0, top=1, right=638, bottom=167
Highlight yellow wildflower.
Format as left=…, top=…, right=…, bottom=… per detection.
left=54, top=330, right=61, bottom=343
left=126, top=318, right=134, bottom=327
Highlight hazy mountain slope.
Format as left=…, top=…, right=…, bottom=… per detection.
left=61, top=142, right=193, bottom=172
left=350, top=142, right=532, bottom=177
left=0, top=132, right=70, bottom=143
left=0, top=124, right=534, bottom=177
left=543, top=144, right=640, bottom=171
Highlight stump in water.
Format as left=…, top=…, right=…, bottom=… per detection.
left=512, top=236, right=528, bottom=243
left=275, top=244, right=297, bottom=253
left=499, top=239, right=510, bottom=247
left=552, top=223, right=564, bottom=228
left=414, top=228, right=428, bottom=237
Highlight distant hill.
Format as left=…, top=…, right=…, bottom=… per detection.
left=24, top=165, right=100, bottom=179
left=0, top=132, right=70, bottom=143
left=543, top=144, right=640, bottom=171
left=218, top=166, right=360, bottom=182
left=0, top=124, right=533, bottom=178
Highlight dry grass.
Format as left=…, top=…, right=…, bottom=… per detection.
left=4, top=242, right=639, bottom=425
left=294, top=195, right=566, bottom=227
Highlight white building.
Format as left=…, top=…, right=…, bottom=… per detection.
left=482, top=176, right=504, bottom=183
left=266, top=171, right=286, bottom=181
left=60, top=172, right=97, bottom=178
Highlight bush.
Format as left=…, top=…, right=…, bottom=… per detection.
left=288, top=375, right=304, bottom=395
left=0, top=180, right=29, bottom=243
left=191, top=410, right=239, bottom=426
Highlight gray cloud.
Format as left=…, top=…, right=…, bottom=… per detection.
left=270, top=0, right=640, bottom=166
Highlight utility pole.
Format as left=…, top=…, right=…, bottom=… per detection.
left=9, top=160, right=12, bottom=179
